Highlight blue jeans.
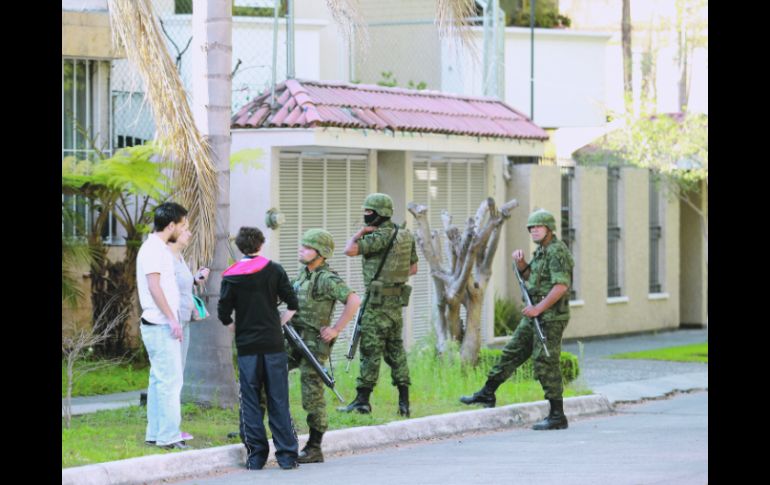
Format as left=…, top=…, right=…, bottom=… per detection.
left=141, top=323, right=184, bottom=446
left=180, top=321, right=191, bottom=372
left=237, top=352, right=298, bottom=469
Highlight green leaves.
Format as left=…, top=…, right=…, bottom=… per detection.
left=62, top=143, right=169, bottom=201
left=574, top=112, right=708, bottom=187
left=229, top=148, right=265, bottom=172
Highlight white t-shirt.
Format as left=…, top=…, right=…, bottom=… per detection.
left=136, top=233, right=180, bottom=325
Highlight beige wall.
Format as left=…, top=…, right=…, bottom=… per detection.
left=295, top=0, right=348, bottom=81
left=505, top=164, right=563, bottom=300
left=377, top=151, right=416, bottom=344
left=680, top=182, right=708, bottom=326
left=62, top=11, right=123, bottom=59
left=355, top=0, right=441, bottom=89
left=378, top=151, right=410, bottom=224
left=62, top=246, right=142, bottom=349
left=501, top=165, right=682, bottom=341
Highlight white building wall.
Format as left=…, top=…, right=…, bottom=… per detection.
left=442, top=28, right=611, bottom=128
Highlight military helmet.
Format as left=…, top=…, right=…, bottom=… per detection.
left=526, top=209, right=557, bottom=232
left=301, top=228, right=335, bottom=259
left=362, top=193, right=394, bottom=218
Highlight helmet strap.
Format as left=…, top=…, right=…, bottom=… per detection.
left=304, top=252, right=324, bottom=270
left=540, top=230, right=554, bottom=245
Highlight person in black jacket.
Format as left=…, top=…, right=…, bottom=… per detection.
left=218, top=226, right=299, bottom=470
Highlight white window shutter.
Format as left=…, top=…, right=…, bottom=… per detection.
left=279, top=152, right=369, bottom=360
left=410, top=156, right=488, bottom=347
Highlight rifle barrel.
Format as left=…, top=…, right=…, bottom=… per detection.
left=514, top=266, right=550, bottom=357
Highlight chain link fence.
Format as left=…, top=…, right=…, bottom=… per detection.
left=351, top=0, right=504, bottom=98
left=110, top=0, right=289, bottom=150
left=353, top=19, right=443, bottom=90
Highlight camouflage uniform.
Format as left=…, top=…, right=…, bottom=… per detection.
left=287, top=262, right=353, bottom=433
left=487, top=233, right=574, bottom=400
left=356, top=219, right=418, bottom=390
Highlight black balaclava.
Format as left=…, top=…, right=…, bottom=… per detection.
left=364, top=210, right=380, bottom=225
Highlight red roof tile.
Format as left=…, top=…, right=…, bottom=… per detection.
left=231, top=79, right=549, bottom=141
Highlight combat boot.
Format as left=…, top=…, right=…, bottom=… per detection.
left=532, top=399, right=568, bottom=430
left=459, top=380, right=499, bottom=408
left=297, top=428, right=324, bottom=463
left=336, top=387, right=372, bottom=414
left=397, top=385, right=410, bottom=417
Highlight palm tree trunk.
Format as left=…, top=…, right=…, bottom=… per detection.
left=183, top=0, right=238, bottom=408
left=622, top=0, right=633, bottom=112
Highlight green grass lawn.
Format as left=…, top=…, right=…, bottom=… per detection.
left=62, top=348, right=590, bottom=468
left=62, top=360, right=150, bottom=397
left=609, top=342, right=708, bottom=363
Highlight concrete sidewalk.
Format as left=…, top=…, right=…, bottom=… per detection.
left=62, top=390, right=143, bottom=417
left=62, top=328, right=708, bottom=485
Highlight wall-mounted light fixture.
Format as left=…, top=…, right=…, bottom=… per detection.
left=265, top=207, right=285, bottom=229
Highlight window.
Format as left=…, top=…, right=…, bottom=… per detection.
left=411, top=155, right=488, bottom=343
left=649, top=175, right=663, bottom=293
left=278, top=151, right=370, bottom=358
left=62, top=58, right=111, bottom=163
left=507, top=156, right=539, bottom=165
left=62, top=58, right=112, bottom=240
left=175, top=1, right=285, bottom=16
left=607, top=167, right=622, bottom=297
left=561, top=166, right=577, bottom=300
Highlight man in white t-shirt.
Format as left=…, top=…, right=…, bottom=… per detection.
left=136, top=201, right=190, bottom=449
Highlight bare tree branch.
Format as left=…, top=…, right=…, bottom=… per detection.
left=62, top=297, right=129, bottom=428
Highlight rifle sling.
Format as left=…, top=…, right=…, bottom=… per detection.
left=370, top=224, right=400, bottom=288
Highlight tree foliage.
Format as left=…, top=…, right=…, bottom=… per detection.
left=62, top=143, right=170, bottom=356
left=573, top=111, right=708, bottom=241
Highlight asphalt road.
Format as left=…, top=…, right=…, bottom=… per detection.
left=169, top=390, right=708, bottom=485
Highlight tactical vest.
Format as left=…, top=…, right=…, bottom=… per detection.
left=292, top=266, right=337, bottom=330
left=363, top=222, right=414, bottom=286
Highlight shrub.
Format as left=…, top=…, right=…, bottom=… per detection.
left=479, top=348, right=580, bottom=384
left=494, top=296, right=522, bottom=336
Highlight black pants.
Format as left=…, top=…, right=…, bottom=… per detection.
left=237, top=352, right=298, bottom=469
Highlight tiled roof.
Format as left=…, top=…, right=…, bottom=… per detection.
left=232, top=79, right=548, bottom=141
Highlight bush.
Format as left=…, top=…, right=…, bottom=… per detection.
left=494, top=296, right=522, bottom=336
left=502, top=0, right=572, bottom=28
left=479, top=348, right=580, bottom=384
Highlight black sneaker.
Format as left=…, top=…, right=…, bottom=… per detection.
left=145, top=440, right=156, bottom=446
left=159, top=441, right=189, bottom=450
left=279, top=462, right=299, bottom=470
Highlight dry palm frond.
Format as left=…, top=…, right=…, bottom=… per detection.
left=324, top=0, right=370, bottom=55
left=436, top=0, right=479, bottom=52
left=107, top=0, right=218, bottom=268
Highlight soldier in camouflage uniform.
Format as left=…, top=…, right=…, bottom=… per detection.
left=460, top=209, right=574, bottom=430
left=337, top=193, right=418, bottom=417
left=287, top=229, right=361, bottom=463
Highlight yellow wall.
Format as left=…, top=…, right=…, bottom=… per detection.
left=680, top=181, right=708, bottom=325
left=62, top=246, right=142, bottom=349
left=62, top=11, right=124, bottom=59
left=503, top=164, right=683, bottom=340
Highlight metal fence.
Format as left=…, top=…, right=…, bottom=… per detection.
left=62, top=58, right=116, bottom=240
left=110, top=0, right=291, bottom=158
left=607, top=167, right=622, bottom=297
left=560, top=166, right=577, bottom=300
left=649, top=174, right=662, bottom=293
left=351, top=0, right=505, bottom=99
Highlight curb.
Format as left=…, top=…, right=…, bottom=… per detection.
left=62, top=394, right=611, bottom=485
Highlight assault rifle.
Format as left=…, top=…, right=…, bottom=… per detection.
left=513, top=265, right=550, bottom=357
left=345, top=224, right=401, bottom=370
left=284, top=323, right=345, bottom=403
